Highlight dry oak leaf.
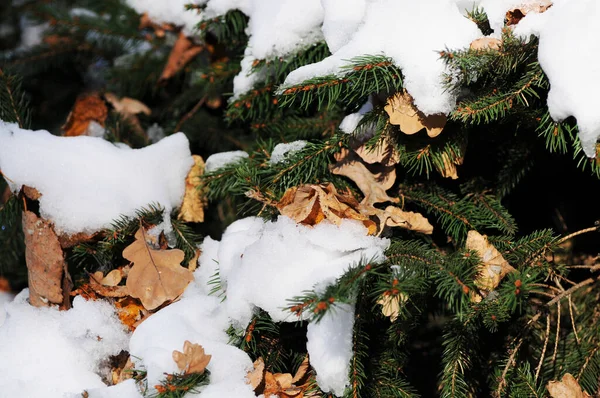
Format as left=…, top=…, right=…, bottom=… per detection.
left=330, top=148, right=399, bottom=208
left=160, top=32, right=204, bottom=81
left=353, top=136, right=400, bottom=167
left=22, top=210, right=65, bottom=308
left=384, top=91, right=447, bottom=137
left=470, top=37, right=502, bottom=51
left=277, top=183, right=377, bottom=235
left=246, top=357, right=266, bottom=391
left=104, top=93, right=151, bottom=117
left=88, top=271, right=129, bottom=298
left=172, top=340, right=211, bottom=375
left=466, top=230, right=515, bottom=292
left=435, top=151, right=464, bottom=180
left=123, top=228, right=194, bottom=310
left=178, top=155, right=206, bottom=223
left=547, top=373, right=591, bottom=398
left=506, top=1, right=552, bottom=26
left=62, top=93, right=108, bottom=137
left=249, top=356, right=311, bottom=398
left=382, top=206, right=434, bottom=234
left=377, top=292, right=408, bottom=322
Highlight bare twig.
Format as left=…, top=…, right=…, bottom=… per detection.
left=535, top=314, right=551, bottom=381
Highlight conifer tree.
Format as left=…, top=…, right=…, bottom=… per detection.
left=1, top=1, right=600, bottom=397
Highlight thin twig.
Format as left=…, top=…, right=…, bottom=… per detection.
left=568, top=295, right=580, bottom=344
left=535, top=314, right=551, bottom=381
left=547, top=278, right=596, bottom=307
left=557, top=225, right=600, bottom=245
left=174, top=96, right=206, bottom=132
left=552, top=302, right=560, bottom=364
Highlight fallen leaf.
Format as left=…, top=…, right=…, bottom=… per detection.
left=353, top=136, right=399, bottom=167
left=22, top=185, right=41, bottom=200
left=506, top=1, right=552, bottom=26
left=123, top=228, right=194, bottom=310
left=330, top=148, right=399, bottom=208
left=104, top=93, right=151, bottom=117
left=277, top=183, right=377, bottom=234
left=62, top=93, right=108, bottom=137
left=112, top=356, right=135, bottom=384
left=115, top=297, right=148, bottom=331
left=160, top=32, right=204, bottom=81
left=178, top=155, right=206, bottom=223
left=172, top=341, right=211, bottom=375
left=89, top=272, right=129, bottom=298
left=57, top=231, right=98, bottom=249
left=384, top=91, right=447, bottom=137
left=22, top=210, right=66, bottom=308
left=291, top=356, right=310, bottom=384
left=547, top=373, right=591, bottom=398
left=246, top=357, right=266, bottom=391
left=382, top=206, right=434, bottom=234
left=435, top=151, right=464, bottom=180
left=96, top=269, right=123, bottom=287
left=466, top=230, right=515, bottom=292
left=470, top=37, right=502, bottom=51
left=377, top=292, right=408, bottom=322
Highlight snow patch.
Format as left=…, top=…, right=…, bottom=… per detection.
left=0, top=292, right=129, bottom=397
left=269, top=140, right=307, bottom=164
left=124, top=0, right=206, bottom=35
left=0, top=123, right=193, bottom=234
left=204, top=150, right=249, bottom=172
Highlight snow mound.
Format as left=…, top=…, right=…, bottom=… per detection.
left=0, top=292, right=129, bottom=397
left=0, top=122, right=193, bottom=234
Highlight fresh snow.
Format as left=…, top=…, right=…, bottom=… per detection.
left=0, top=122, right=193, bottom=234
left=283, top=0, right=482, bottom=116
left=269, top=140, right=307, bottom=164
left=339, top=99, right=374, bottom=136
left=0, top=291, right=14, bottom=327
left=204, top=150, right=249, bottom=172
left=0, top=292, right=129, bottom=397
left=124, top=0, right=206, bottom=35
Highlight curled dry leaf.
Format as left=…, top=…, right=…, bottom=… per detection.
left=178, top=155, right=206, bottom=223
left=377, top=292, right=408, bottom=322
left=172, top=341, right=211, bottom=375
left=353, top=136, right=400, bottom=167
left=104, top=93, right=151, bottom=117
left=277, top=183, right=377, bottom=235
left=246, top=357, right=266, bottom=391
left=93, top=269, right=123, bottom=287
left=160, top=32, right=204, bottom=81
left=123, top=228, right=194, bottom=310
left=435, top=151, right=464, bottom=180
left=115, top=297, right=148, bottom=331
left=547, top=373, right=591, bottom=398
left=89, top=271, right=129, bottom=298
left=384, top=91, right=446, bottom=137
left=470, top=37, right=502, bottom=51
left=506, top=1, right=552, bottom=26
left=382, top=206, right=433, bottom=234
left=330, top=148, right=399, bottom=208
left=62, top=93, right=108, bottom=137
left=22, top=210, right=65, bottom=308
left=248, top=356, right=311, bottom=398
left=466, top=230, right=515, bottom=294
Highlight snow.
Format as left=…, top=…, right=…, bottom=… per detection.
left=84, top=380, right=143, bottom=398
left=0, top=122, right=193, bottom=234
left=283, top=0, right=482, bottom=116
left=306, top=303, right=355, bottom=396
left=204, top=150, right=249, bottom=173
left=124, top=0, right=205, bottom=35
left=339, top=99, right=374, bottom=136
left=269, top=140, right=307, bottom=164
left=0, top=291, right=14, bottom=327
left=202, top=0, right=252, bottom=18
left=321, top=0, right=366, bottom=54
left=0, top=292, right=129, bottom=397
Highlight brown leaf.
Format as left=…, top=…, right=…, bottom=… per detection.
left=506, top=1, right=552, bottom=26
left=246, top=357, right=266, bottom=391
left=123, top=228, right=194, bottom=310
left=188, top=249, right=201, bottom=272
left=466, top=230, right=515, bottom=292
left=277, top=183, right=377, bottom=235
left=435, top=151, right=464, bottom=180
left=57, top=231, right=98, bottom=249
left=115, top=297, right=149, bottom=331
left=178, top=155, right=206, bottom=223
left=22, top=185, right=41, bottom=200
left=172, top=341, right=211, bottom=375
left=547, top=373, right=591, bottom=398
left=384, top=91, right=446, bottom=137
left=62, top=93, right=108, bottom=137
left=291, top=355, right=310, bottom=384
left=377, top=293, right=408, bottom=322
left=470, top=37, right=502, bottom=51
left=113, top=356, right=135, bottom=384
left=104, top=93, right=151, bottom=116
left=382, top=206, right=434, bottom=234
left=160, top=32, right=204, bottom=81
left=353, top=136, right=400, bottom=167
left=89, top=272, right=129, bottom=298
left=330, top=148, right=399, bottom=208
left=0, top=276, right=11, bottom=293
left=98, top=269, right=123, bottom=287
left=22, top=210, right=65, bottom=307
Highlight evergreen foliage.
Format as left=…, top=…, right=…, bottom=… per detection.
left=1, top=2, right=600, bottom=397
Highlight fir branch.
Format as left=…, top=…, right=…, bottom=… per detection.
left=0, top=68, right=31, bottom=128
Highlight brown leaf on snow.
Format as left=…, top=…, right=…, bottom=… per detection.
left=547, top=373, right=591, bottom=398
left=62, top=93, right=108, bottom=137
left=123, top=228, right=194, bottom=310
left=330, top=148, right=399, bottom=208
left=470, top=37, right=502, bottom=51
left=160, top=32, right=204, bottom=81
left=246, top=357, right=266, bottom=391
left=277, top=183, right=377, bottom=235
left=248, top=356, right=311, bottom=397
left=466, top=230, right=515, bottom=293
left=172, top=341, right=211, bottom=375
left=506, top=1, right=552, bottom=26
left=22, top=210, right=66, bottom=308
left=384, top=91, right=447, bottom=138
left=178, top=155, right=206, bottom=223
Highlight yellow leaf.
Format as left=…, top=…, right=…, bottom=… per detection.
left=172, top=340, right=211, bottom=375
left=384, top=91, right=446, bottom=137
left=469, top=37, right=502, bottom=51
left=178, top=155, right=206, bottom=223
left=123, top=228, right=194, bottom=310
left=547, top=373, right=591, bottom=398
left=466, top=230, right=515, bottom=292
left=377, top=293, right=407, bottom=322
left=435, top=151, right=463, bottom=180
